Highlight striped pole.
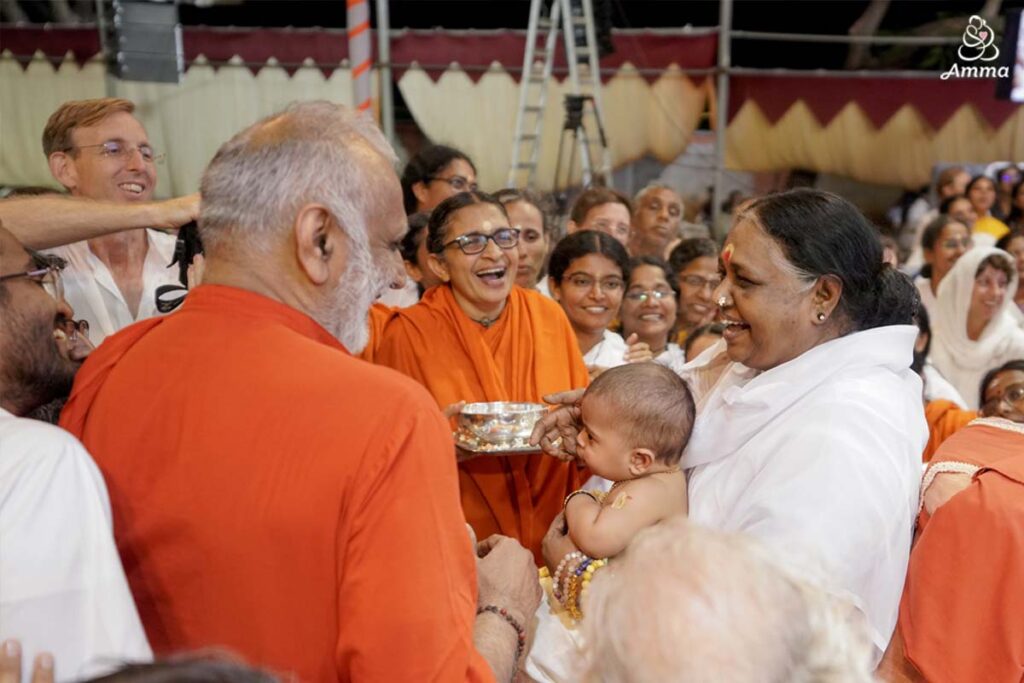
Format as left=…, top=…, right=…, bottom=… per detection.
left=347, top=0, right=372, bottom=112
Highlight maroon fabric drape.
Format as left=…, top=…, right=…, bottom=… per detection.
left=0, top=25, right=716, bottom=82
left=728, top=75, right=1019, bottom=130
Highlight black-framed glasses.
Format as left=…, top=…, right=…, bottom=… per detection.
left=624, top=288, right=675, bottom=303
left=680, top=274, right=722, bottom=291
left=427, top=175, right=478, bottom=192
left=0, top=252, right=66, bottom=301
left=981, top=382, right=1024, bottom=416
left=565, top=274, right=624, bottom=292
left=442, top=228, right=520, bottom=255
left=64, top=140, right=164, bottom=164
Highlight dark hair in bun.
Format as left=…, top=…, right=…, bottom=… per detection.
left=744, top=188, right=919, bottom=332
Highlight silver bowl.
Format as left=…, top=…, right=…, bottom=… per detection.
left=457, top=401, right=548, bottom=449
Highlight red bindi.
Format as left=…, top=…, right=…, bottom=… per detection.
left=722, top=243, right=735, bottom=266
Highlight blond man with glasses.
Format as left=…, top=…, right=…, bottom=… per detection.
left=30, top=98, right=185, bottom=345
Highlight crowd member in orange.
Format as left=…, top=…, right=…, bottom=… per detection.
left=59, top=102, right=542, bottom=683
left=375, top=191, right=589, bottom=562
left=880, top=364, right=1024, bottom=682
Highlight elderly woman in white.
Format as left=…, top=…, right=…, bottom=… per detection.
left=532, top=189, right=926, bottom=671
left=930, top=245, right=1024, bottom=409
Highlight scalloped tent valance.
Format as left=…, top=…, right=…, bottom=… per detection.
left=0, top=25, right=718, bottom=82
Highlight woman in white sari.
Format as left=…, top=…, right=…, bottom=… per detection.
left=533, top=189, right=926, bottom=672
left=930, top=246, right=1024, bottom=409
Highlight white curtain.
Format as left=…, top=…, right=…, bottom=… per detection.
left=398, top=62, right=712, bottom=192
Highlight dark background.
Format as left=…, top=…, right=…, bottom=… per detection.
left=173, top=0, right=1024, bottom=70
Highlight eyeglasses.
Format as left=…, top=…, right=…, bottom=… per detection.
left=64, top=140, right=164, bottom=164
left=940, top=237, right=972, bottom=250
left=680, top=274, right=722, bottom=291
left=442, top=228, right=520, bottom=255
left=624, top=288, right=675, bottom=303
left=565, top=274, right=624, bottom=292
left=428, top=175, right=478, bottom=192
left=0, top=252, right=66, bottom=301
left=980, top=382, right=1024, bottom=417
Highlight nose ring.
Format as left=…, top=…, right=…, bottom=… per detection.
left=717, top=295, right=728, bottom=308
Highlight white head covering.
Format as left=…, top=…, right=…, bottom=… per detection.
left=931, top=246, right=1024, bottom=408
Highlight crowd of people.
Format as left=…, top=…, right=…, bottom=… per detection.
left=0, top=96, right=1022, bottom=683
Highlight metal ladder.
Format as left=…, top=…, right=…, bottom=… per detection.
left=507, top=0, right=612, bottom=189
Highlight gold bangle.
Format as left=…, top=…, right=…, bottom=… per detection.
left=563, top=489, right=599, bottom=510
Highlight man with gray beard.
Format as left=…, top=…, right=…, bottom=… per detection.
left=59, top=102, right=541, bottom=682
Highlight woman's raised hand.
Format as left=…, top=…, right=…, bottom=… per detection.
left=623, top=333, right=653, bottom=363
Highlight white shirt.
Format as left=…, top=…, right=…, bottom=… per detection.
left=46, top=230, right=179, bottom=346
left=654, top=343, right=687, bottom=369
left=680, top=327, right=926, bottom=661
left=922, top=361, right=968, bottom=408
left=0, top=408, right=151, bottom=681
left=915, top=276, right=937, bottom=321
left=582, top=330, right=628, bottom=369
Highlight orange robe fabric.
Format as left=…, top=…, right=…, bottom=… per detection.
left=358, top=302, right=397, bottom=363
left=375, top=284, right=590, bottom=562
left=898, top=421, right=1024, bottom=683
left=921, top=400, right=977, bottom=462
left=60, top=285, right=491, bottom=683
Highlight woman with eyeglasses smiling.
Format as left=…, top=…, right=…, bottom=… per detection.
left=400, top=144, right=478, bottom=215
left=375, top=191, right=591, bottom=561
left=668, top=238, right=720, bottom=345
left=548, top=231, right=652, bottom=375
left=619, top=256, right=685, bottom=369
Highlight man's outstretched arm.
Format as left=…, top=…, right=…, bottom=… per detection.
left=0, top=194, right=199, bottom=249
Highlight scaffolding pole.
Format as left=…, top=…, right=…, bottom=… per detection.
left=376, top=0, right=395, bottom=145
left=711, top=0, right=732, bottom=242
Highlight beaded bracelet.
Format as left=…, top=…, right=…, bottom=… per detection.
left=565, top=557, right=593, bottom=620
left=478, top=604, right=527, bottom=673
left=559, top=553, right=589, bottom=605
left=552, top=551, right=583, bottom=602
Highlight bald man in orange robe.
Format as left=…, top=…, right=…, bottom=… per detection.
left=59, top=103, right=541, bottom=683
left=880, top=419, right=1024, bottom=683
left=375, top=284, right=589, bottom=563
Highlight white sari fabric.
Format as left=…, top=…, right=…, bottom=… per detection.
left=680, top=326, right=926, bottom=661
left=930, top=246, right=1024, bottom=410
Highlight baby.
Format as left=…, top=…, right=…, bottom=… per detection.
left=564, top=362, right=693, bottom=560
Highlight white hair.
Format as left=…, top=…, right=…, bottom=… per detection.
left=198, top=101, right=398, bottom=350
left=633, top=182, right=684, bottom=212
left=199, top=100, right=397, bottom=256
left=580, top=518, right=876, bottom=683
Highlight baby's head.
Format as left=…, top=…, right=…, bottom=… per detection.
left=576, top=363, right=696, bottom=481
